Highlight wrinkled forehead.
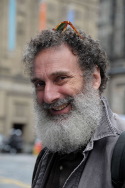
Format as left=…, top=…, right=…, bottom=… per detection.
left=32, top=44, right=81, bottom=76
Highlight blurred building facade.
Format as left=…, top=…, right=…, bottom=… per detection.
left=0, top=0, right=40, bottom=146
left=98, top=0, right=125, bottom=114
left=46, top=0, right=99, bottom=38
left=0, top=0, right=99, bottom=146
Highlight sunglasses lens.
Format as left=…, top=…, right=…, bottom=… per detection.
left=56, top=22, right=67, bottom=31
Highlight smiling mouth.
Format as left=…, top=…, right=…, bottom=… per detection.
left=52, top=103, right=69, bottom=111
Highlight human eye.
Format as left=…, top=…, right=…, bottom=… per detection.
left=55, top=75, right=69, bottom=85
left=33, top=80, right=45, bottom=90
left=58, top=76, right=67, bottom=80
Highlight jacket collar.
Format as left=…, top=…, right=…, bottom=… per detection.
left=84, top=97, right=119, bottom=152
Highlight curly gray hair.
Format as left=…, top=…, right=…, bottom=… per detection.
left=23, top=28, right=109, bottom=93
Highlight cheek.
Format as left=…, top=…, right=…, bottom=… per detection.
left=60, top=84, right=83, bottom=96
left=35, top=91, right=44, bottom=104
left=68, top=79, right=84, bottom=95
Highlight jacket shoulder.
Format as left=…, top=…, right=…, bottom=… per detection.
left=32, top=148, right=48, bottom=184
left=113, top=113, right=125, bottom=132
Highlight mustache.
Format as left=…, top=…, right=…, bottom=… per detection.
left=42, top=96, right=74, bottom=110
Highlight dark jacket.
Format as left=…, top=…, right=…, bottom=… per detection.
left=32, top=97, right=125, bottom=188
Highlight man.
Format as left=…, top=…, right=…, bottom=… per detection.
left=23, top=21, right=125, bottom=188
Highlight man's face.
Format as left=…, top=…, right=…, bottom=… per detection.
left=32, top=45, right=102, bottom=153
left=32, top=45, right=84, bottom=115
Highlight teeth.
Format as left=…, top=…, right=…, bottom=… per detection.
left=52, top=103, right=68, bottom=111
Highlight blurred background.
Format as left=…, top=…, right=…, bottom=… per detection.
left=0, top=0, right=125, bottom=186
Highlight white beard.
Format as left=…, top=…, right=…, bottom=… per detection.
left=34, top=86, right=102, bottom=154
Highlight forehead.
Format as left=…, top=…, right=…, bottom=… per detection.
left=33, top=45, right=82, bottom=77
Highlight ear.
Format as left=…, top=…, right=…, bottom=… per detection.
left=92, top=66, right=101, bottom=90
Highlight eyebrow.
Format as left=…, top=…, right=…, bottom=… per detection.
left=51, top=71, right=71, bottom=76
left=31, top=71, right=71, bottom=83
left=31, top=78, right=42, bottom=83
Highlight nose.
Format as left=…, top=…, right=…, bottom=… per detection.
left=43, top=83, right=61, bottom=104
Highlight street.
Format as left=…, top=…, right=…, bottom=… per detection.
left=0, top=154, right=37, bottom=188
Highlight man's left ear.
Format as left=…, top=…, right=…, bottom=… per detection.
left=93, top=66, right=101, bottom=90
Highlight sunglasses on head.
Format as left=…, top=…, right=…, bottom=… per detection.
left=53, top=21, right=84, bottom=39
